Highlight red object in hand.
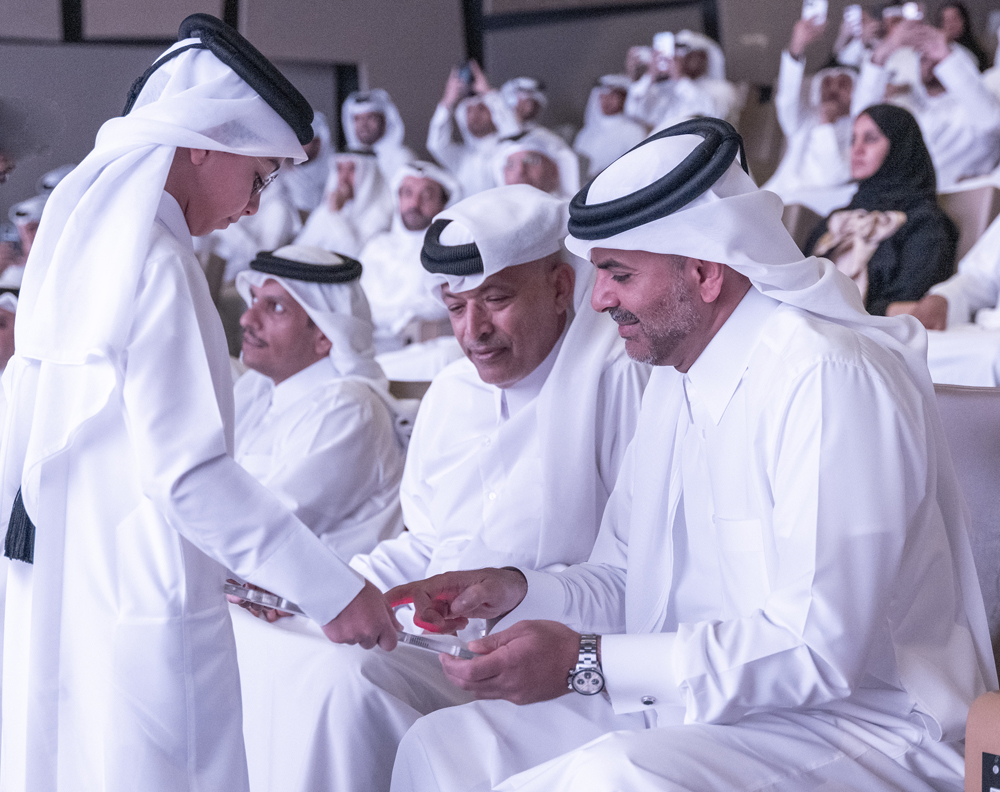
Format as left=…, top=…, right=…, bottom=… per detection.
left=389, top=595, right=445, bottom=633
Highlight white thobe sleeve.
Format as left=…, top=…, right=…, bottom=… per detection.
left=426, top=104, right=464, bottom=174
left=930, top=215, right=1000, bottom=325
left=123, top=251, right=364, bottom=625
left=851, top=56, right=890, bottom=117
left=934, top=49, right=1000, bottom=137
left=774, top=52, right=807, bottom=137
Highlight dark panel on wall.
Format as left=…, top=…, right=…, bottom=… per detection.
left=0, top=41, right=339, bottom=219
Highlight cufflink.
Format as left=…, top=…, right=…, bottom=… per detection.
left=641, top=696, right=656, bottom=706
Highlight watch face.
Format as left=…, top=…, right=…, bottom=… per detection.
left=571, top=669, right=605, bottom=695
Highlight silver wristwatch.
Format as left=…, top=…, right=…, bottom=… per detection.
left=568, top=634, right=605, bottom=695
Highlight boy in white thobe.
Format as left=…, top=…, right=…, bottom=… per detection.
left=389, top=119, right=996, bottom=792
left=0, top=16, right=399, bottom=792
left=233, top=185, right=649, bottom=792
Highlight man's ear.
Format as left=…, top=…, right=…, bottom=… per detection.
left=189, top=148, right=210, bottom=166
left=315, top=330, right=333, bottom=358
left=692, top=258, right=726, bottom=304
left=552, top=261, right=576, bottom=313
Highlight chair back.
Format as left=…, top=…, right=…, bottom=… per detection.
left=934, top=384, right=1000, bottom=674
left=939, top=186, right=1000, bottom=268
left=780, top=202, right=823, bottom=254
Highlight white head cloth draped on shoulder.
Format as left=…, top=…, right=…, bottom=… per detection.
left=2, top=14, right=313, bottom=548
left=420, top=184, right=634, bottom=565
left=565, top=117, right=997, bottom=740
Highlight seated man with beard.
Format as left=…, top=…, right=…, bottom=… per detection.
left=359, top=161, right=461, bottom=358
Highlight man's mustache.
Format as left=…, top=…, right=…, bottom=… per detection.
left=608, top=307, right=639, bottom=325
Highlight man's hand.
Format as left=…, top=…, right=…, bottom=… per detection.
left=331, top=167, right=354, bottom=212
left=468, top=60, right=492, bottom=96
left=887, top=294, right=949, bottom=329
left=871, top=19, right=911, bottom=65
left=321, top=579, right=401, bottom=651
left=385, top=567, right=528, bottom=634
left=907, top=22, right=950, bottom=65
left=439, top=620, right=580, bottom=705
left=790, top=18, right=826, bottom=60
left=441, top=67, right=469, bottom=111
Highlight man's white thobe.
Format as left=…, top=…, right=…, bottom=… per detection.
left=922, top=214, right=1000, bottom=385
left=235, top=312, right=649, bottom=792
left=295, top=155, right=393, bottom=257
left=233, top=359, right=405, bottom=560
left=763, top=52, right=853, bottom=215
left=853, top=48, right=1000, bottom=188
left=426, top=92, right=517, bottom=197
left=573, top=87, right=648, bottom=180
left=359, top=219, right=450, bottom=352
left=2, top=193, right=366, bottom=792
left=342, top=91, right=415, bottom=183
left=392, top=286, right=995, bottom=792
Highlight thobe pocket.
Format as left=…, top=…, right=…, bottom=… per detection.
left=714, top=517, right=770, bottom=617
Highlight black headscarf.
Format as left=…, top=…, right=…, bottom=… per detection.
left=847, top=104, right=937, bottom=214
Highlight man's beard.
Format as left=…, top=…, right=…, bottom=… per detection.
left=609, top=280, right=700, bottom=366
left=401, top=209, right=431, bottom=232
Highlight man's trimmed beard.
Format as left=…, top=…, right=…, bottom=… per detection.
left=613, top=276, right=700, bottom=366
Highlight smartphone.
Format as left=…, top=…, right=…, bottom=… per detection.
left=396, top=631, right=476, bottom=660
left=457, top=62, right=474, bottom=85
left=225, top=582, right=304, bottom=614
left=901, top=2, right=923, bottom=21
left=653, top=31, right=675, bottom=58
left=844, top=4, right=863, bottom=35
left=802, top=0, right=828, bottom=24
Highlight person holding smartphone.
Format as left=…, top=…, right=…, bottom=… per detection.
left=853, top=17, right=1000, bottom=187
left=763, top=16, right=857, bottom=214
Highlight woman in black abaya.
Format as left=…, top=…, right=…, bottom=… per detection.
left=806, top=104, right=957, bottom=316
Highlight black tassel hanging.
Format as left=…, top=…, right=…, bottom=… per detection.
left=4, top=488, right=35, bottom=564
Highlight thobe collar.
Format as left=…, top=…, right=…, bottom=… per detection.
left=157, top=191, right=195, bottom=255
left=270, top=357, right=337, bottom=415
left=683, top=286, right=779, bottom=425
left=492, top=323, right=567, bottom=423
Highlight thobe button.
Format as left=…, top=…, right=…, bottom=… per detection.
left=641, top=696, right=656, bottom=706
left=488, top=492, right=497, bottom=501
